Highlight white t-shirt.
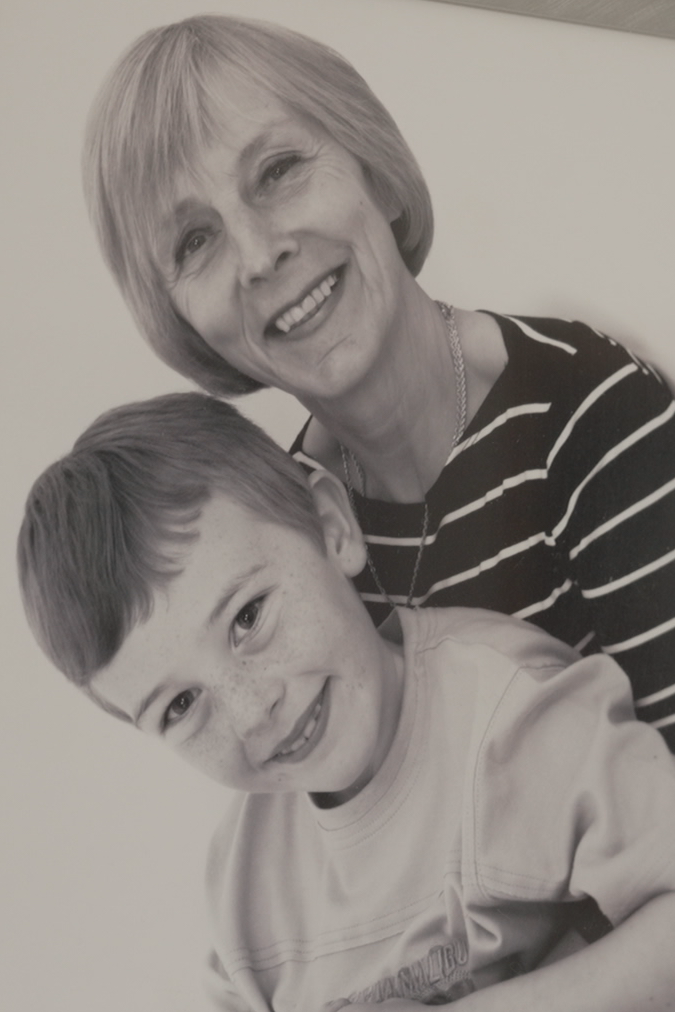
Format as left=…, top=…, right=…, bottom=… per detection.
left=204, top=608, right=675, bottom=1011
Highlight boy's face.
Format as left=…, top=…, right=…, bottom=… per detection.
left=91, top=476, right=404, bottom=805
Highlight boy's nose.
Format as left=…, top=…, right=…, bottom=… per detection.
left=225, top=668, right=285, bottom=742
left=234, top=208, right=298, bottom=287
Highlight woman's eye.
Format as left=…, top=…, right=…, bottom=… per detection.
left=261, top=155, right=301, bottom=188
left=164, top=689, right=198, bottom=728
left=233, top=597, right=264, bottom=643
left=176, top=230, right=207, bottom=265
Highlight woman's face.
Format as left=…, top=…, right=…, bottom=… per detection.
left=157, top=77, right=411, bottom=405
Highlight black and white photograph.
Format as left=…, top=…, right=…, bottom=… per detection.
left=3, top=2, right=675, bottom=1010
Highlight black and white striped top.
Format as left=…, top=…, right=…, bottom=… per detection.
left=292, top=313, right=675, bottom=749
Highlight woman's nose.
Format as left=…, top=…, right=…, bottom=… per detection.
left=233, top=208, right=298, bottom=287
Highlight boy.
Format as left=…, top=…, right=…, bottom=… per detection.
left=18, top=393, right=675, bottom=1012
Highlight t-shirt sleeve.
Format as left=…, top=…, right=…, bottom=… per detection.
left=203, top=951, right=256, bottom=1012
left=549, top=340, right=675, bottom=745
left=469, top=650, right=675, bottom=927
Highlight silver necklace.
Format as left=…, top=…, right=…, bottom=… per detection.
left=340, top=302, right=466, bottom=610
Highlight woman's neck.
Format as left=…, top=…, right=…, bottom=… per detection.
left=302, top=287, right=465, bottom=503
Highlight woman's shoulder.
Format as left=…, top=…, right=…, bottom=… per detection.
left=482, top=311, right=672, bottom=408
left=458, top=309, right=662, bottom=429
left=484, top=311, right=650, bottom=372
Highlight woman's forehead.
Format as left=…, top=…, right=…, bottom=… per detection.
left=153, top=82, right=323, bottom=220
left=199, top=62, right=300, bottom=141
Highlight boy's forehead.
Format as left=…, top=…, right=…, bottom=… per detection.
left=178, top=492, right=276, bottom=574
left=142, top=494, right=276, bottom=630
left=90, top=494, right=275, bottom=715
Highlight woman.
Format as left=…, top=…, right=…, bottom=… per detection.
left=84, top=14, right=675, bottom=748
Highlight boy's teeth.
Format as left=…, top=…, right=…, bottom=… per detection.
left=274, top=273, right=338, bottom=334
left=278, top=700, right=322, bottom=757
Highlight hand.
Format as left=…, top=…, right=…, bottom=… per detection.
left=323, top=1001, right=427, bottom=1012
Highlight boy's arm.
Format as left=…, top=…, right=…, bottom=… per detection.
left=339, top=895, right=675, bottom=1011
left=456, top=895, right=675, bottom=1010
left=344, top=647, right=675, bottom=1012
left=459, top=650, right=675, bottom=1011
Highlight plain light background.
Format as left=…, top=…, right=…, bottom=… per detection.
left=2, top=1, right=674, bottom=1009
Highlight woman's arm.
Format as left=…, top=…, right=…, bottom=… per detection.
left=554, top=340, right=675, bottom=747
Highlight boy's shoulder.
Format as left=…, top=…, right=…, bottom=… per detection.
left=206, top=789, right=311, bottom=922
left=399, top=606, right=581, bottom=677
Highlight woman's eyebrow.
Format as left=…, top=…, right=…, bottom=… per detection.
left=205, top=562, right=267, bottom=628
left=239, top=132, right=272, bottom=166
left=159, top=198, right=204, bottom=235
left=238, top=120, right=298, bottom=167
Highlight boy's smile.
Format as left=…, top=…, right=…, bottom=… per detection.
left=270, top=681, right=328, bottom=763
left=91, top=477, right=404, bottom=806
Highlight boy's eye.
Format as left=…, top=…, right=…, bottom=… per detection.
left=232, top=597, right=264, bottom=645
left=260, top=155, right=301, bottom=188
left=164, top=689, right=199, bottom=728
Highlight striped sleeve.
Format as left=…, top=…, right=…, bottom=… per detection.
left=548, top=341, right=675, bottom=745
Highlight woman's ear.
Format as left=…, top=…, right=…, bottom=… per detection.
left=308, top=470, right=367, bottom=578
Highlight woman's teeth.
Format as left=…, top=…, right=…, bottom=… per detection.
left=275, top=273, right=338, bottom=334
left=277, top=698, right=323, bottom=757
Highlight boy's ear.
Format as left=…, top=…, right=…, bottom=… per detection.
left=308, top=470, right=367, bottom=578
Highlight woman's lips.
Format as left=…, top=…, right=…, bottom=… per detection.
left=265, top=267, right=344, bottom=337
left=270, top=682, right=330, bottom=764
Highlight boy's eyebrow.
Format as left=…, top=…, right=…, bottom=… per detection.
left=134, top=683, right=169, bottom=728
left=205, top=562, right=267, bottom=628
left=86, top=684, right=134, bottom=725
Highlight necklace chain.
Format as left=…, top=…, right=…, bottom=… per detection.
left=340, top=302, right=466, bottom=612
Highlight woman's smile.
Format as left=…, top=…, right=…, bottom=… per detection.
left=164, top=76, right=411, bottom=402
left=267, top=267, right=344, bottom=337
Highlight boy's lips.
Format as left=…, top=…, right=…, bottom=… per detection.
left=269, top=681, right=330, bottom=764
left=265, top=267, right=345, bottom=338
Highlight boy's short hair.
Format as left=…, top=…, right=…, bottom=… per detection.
left=83, top=14, right=434, bottom=397
left=18, top=393, right=323, bottom=687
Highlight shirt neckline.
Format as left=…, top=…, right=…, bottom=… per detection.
left=293, top=312, right=518, bottom=510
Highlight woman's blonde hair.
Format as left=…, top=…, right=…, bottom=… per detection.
left=83, top=14, right=434, bottom=396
